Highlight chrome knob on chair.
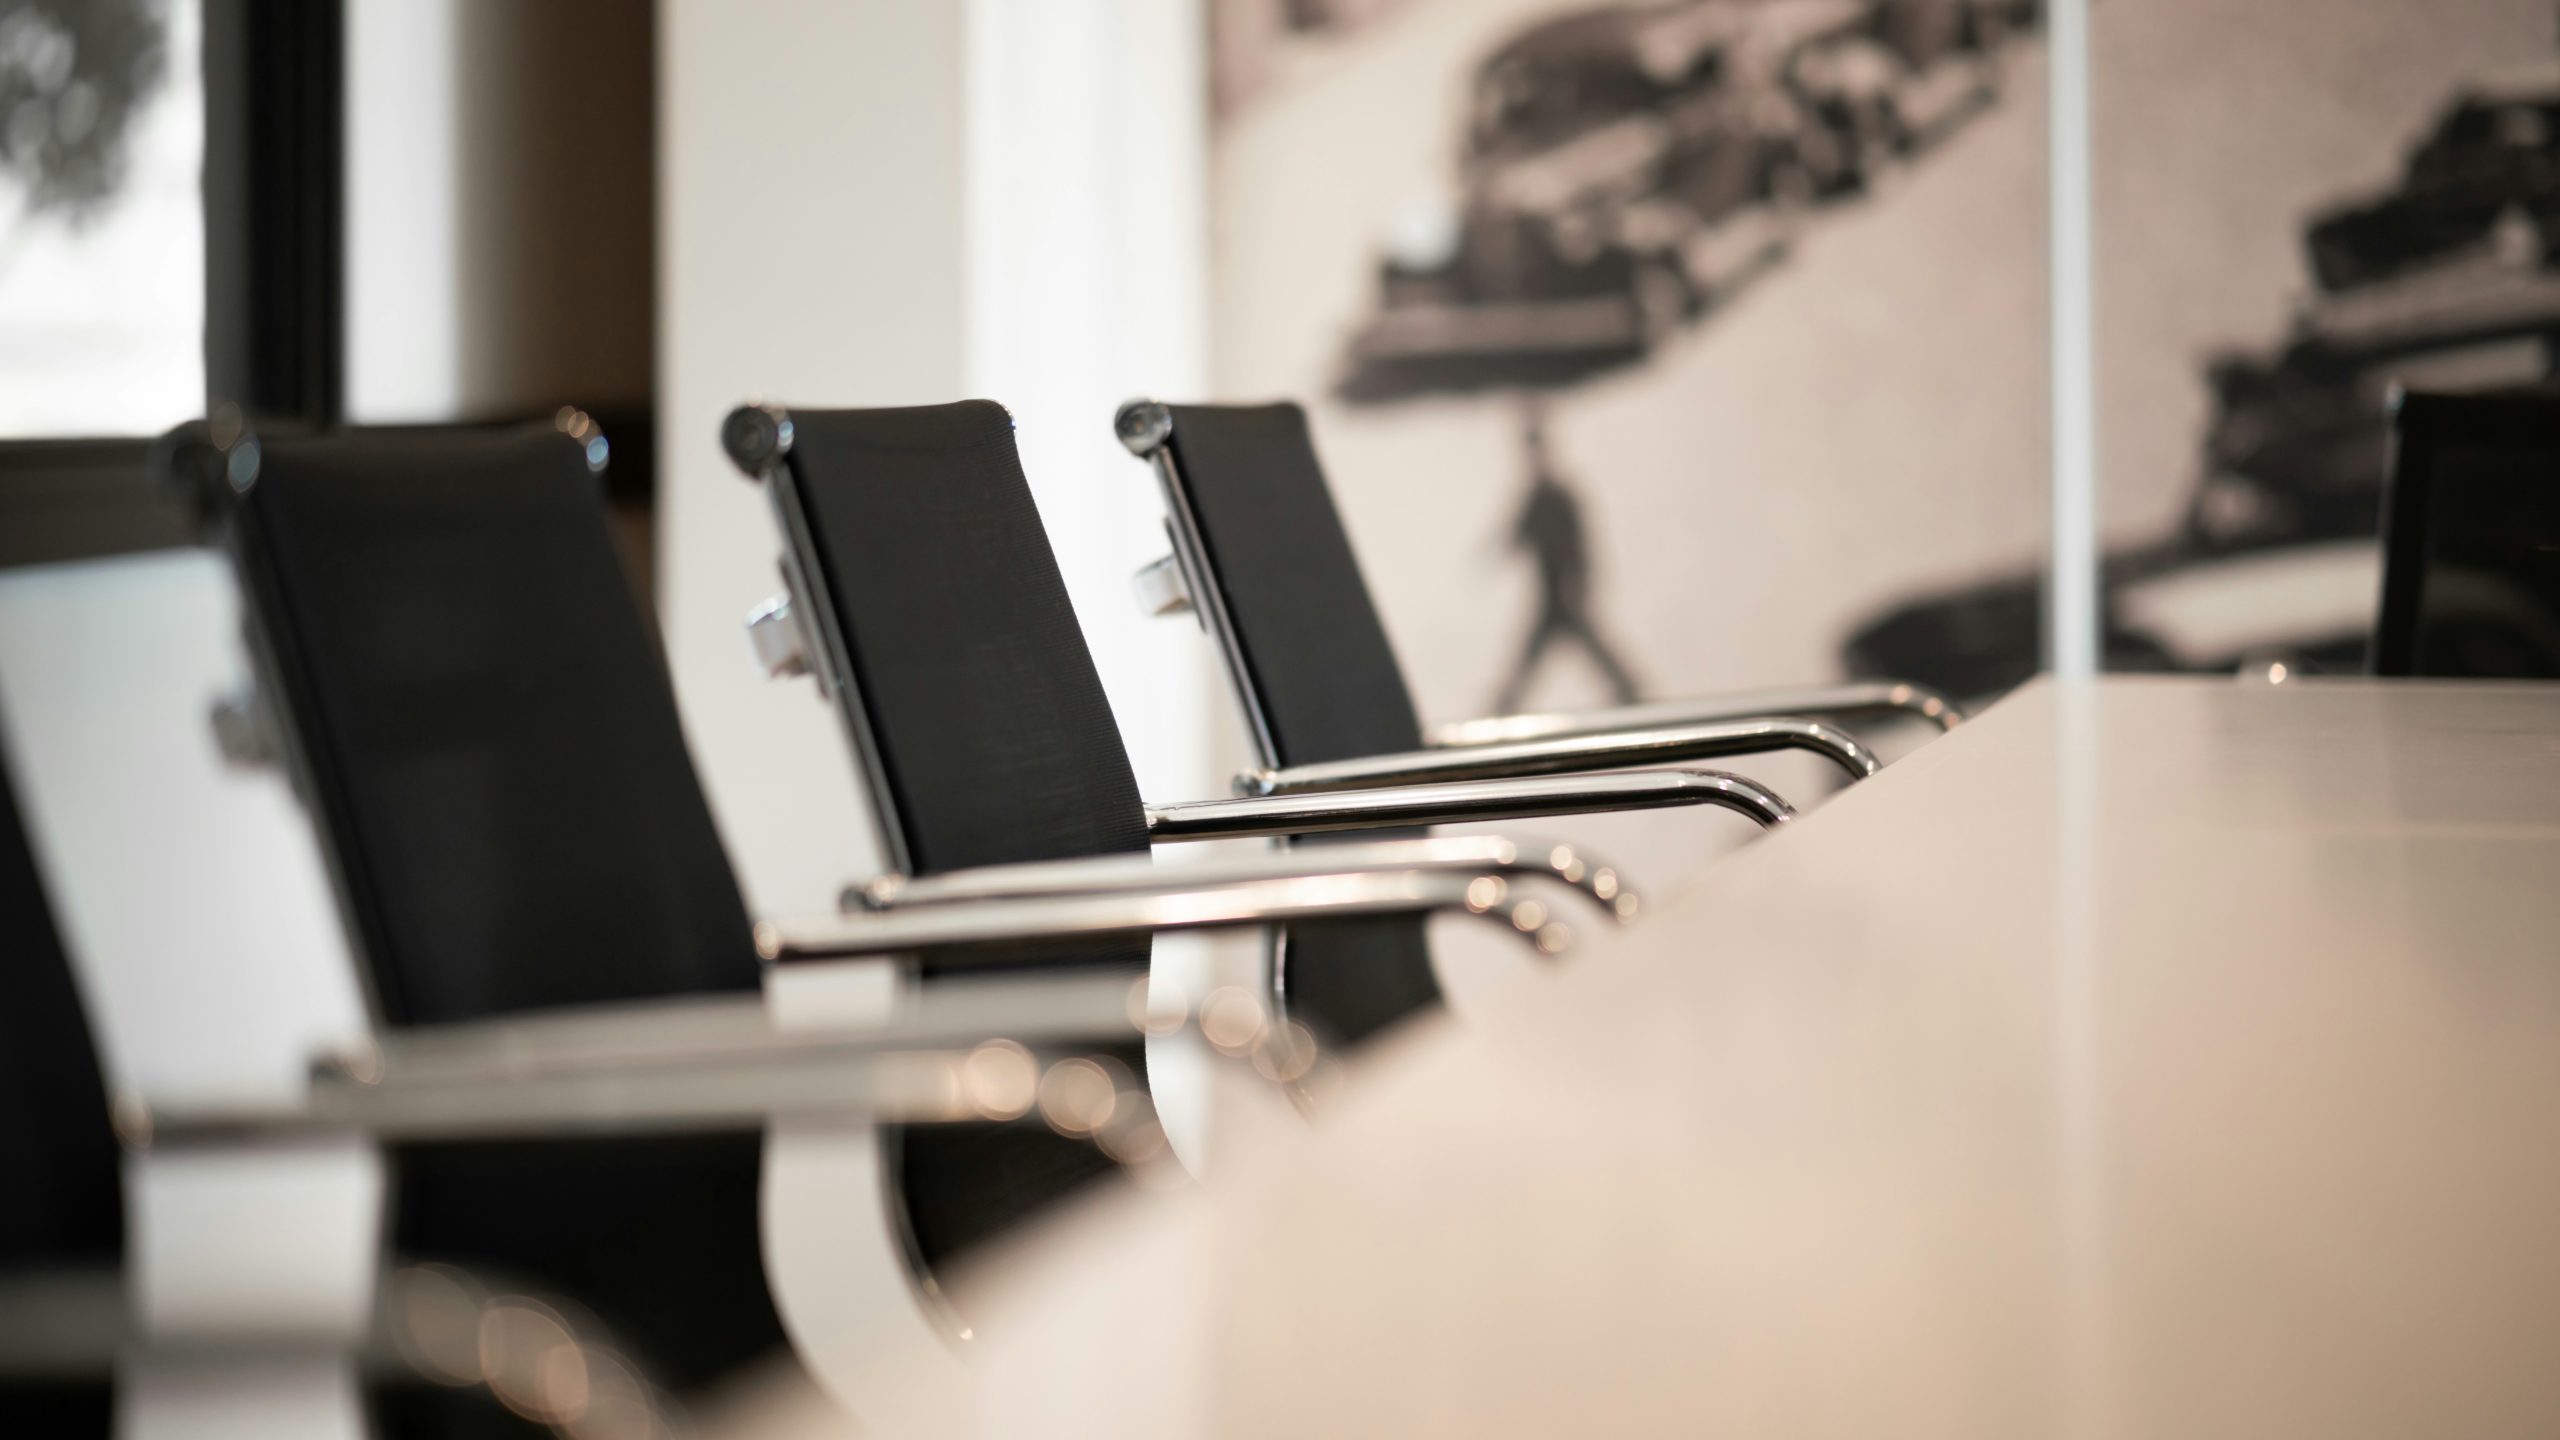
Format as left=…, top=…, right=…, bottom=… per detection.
left=744, top=591, right=811, bottom=679
left=207, top=683, right=277, bottom=768
left=1132, top=553, right=1192, bottom=618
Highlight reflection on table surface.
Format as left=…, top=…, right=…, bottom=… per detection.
left=970, top=676, right=2560, bottom=1439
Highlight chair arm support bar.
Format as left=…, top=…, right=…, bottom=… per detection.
left=1245, top=718, right=1879, bottom=792
left=125, top=985, right=1153, bottom=1148
left=855, top=835, right=1636, bottom=923
left=764, top=869, right=1567, bottom=963
left=130, top=871, right=1583, bottom=1147
left=1150, top=769, right=1793, bottom=839
left=133, top=1040, right=1109, bottom=1148
left=1425, top=682, right=1963, bottom=747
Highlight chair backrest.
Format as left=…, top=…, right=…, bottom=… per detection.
left=739, top=400, right=1442, bottom=1050
left=1107, top=402, right=1441, bottom=1045
left=194, top=424, right=763, bottom=1025
left=172, top=421, right=785, bottom=1396
left=2374, top=390, right=2560, bottom=678
left=740, top=400, right=1153, bottom=885
left=729, top=400, right=1142, bottom=1266
left=1122, top=400, right=1425, bottom=769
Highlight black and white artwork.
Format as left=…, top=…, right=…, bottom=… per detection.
left=1851, top=0, right=2560, bottom=693
left=1217, top=0, right=2555, bottom=716
left=1214, top=0, right=2049, bottom=719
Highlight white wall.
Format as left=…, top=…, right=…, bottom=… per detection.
left=659, top=6, right=1216, bottom=1426
left=965, top=0, right=1217, bottom=809
left=659, top=0, right=1216, bottom=922
left=344, top=0, right=464, bottom=421
left=659, top=1, right=968, bottom=921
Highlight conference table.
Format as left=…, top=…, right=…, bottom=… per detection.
left=965, top=676, right=2560, bottom=1438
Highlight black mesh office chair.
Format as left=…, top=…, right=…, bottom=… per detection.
left=165, top=420, right=787, bottom=1435
left=1112, top=400, right=1958, bottom=794
left=723, top=399, right=1803, bottom=1050
left=161, top=416, right=1618, bottom=1428
left=2373, top=389, right=2560, bottom=678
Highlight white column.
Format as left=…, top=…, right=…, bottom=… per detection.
left=963, top=0, right=1215, bottom=806
left=660, top=5, right=1215, bottom=1429
left=344, top=0, right=464, bottom=421
left=2046, top=0, right=2098, bottom=679
left=658, top=1, right=970, bottom=918
left=661, top=7, right=973, bottom=1423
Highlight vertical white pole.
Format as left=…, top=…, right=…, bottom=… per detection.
left=961, top=0, right=1214, bottom=806
left=2047, top=0, right=2099, bottom=679
left=963, top=0, right=1223, bottom=1176
left=343, top=0, right=461, bottom=424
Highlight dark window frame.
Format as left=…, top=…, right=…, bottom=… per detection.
left=0, top=0, right=345, bottom=571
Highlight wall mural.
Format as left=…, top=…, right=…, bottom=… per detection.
left=1857, top=16, right=2560, bottom=693
left=1324, top=0, right=2040, bottom=710
left=1214, top=0, right=2555, bottom=721
left=1212, top=0, right=2052, bottom=725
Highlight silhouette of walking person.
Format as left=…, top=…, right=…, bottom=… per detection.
left=1493, top=400, right=1643, bottom=714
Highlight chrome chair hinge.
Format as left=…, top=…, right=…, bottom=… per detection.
left=1133, top=553, right=1193, bottom=618
left=744, top=591, right=812, bottom=679
left=208, top=682, right=278, bottom=769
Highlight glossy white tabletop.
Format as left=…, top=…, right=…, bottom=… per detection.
left=968, top=676, right=2560, bottom=1438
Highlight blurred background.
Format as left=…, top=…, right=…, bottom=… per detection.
left=7, top=0, right=2558, bottom=894
left=2, top=0, right=2557, bottom=1434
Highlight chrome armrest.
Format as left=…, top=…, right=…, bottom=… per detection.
left=852, top=835, right=1638, bottom=923
left=1149, top=769, right=1793, bottom=840
left=0, top=1263, right=680, bottom=1424
left=1426, top=682, right=1963, bottom=748
left=126, top=984, right=1151, bottom=1149
left=1243, top=717, right=1879, bottom=793
left=763, top=868, right=1581, bottom=965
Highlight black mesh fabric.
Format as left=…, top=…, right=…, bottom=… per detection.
left=226, top=426, right=787, bottom=1417
left=1160, top=402, right=1425, bottom=766
left=0, top=761, right=117, bottom=1436
left=0, top=761, right=122, bottom=1275
left=1275, top=911, right=1439, bottom=1049
left=782, top=402, right=1152, bottom=882
left=237, top=428, right=763, bottom=1023
left=777, top=402, right=1145, bottom=1269
left=1159, top=403, right=1440, bottom=1046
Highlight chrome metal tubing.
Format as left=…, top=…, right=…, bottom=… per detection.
left=342, top=981, right=1148, bottom=1084
left=1114, top=398, right=1285, bottom=767
left=135, top=1037, right=1106, bottom=1149
left=123, top=983, right=1162, bottom=1149
left=1425, top=682, right=1965, bottom=748
left=854, top=834, right=1637, bottom=923
left=763, top=869, right=1575, bottom=963
left=0, top=1262, right=704, bottom=1437
left=1244, top=718, right=1879, bottom=793
left=1148, top=769, right=1794, bottom=839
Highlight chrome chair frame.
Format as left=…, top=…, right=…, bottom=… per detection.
left=722, top=402, right=1797, bottom=929
left=1111, top=398, right=1962, bottom=799
left=0, top=1255, right=693, bottom=1434
left=146, top=418, right=1643, bottom=1412
left=161, top=421, right=1587, bottom=1149
left=852, top=835, right=1640, bottom=917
